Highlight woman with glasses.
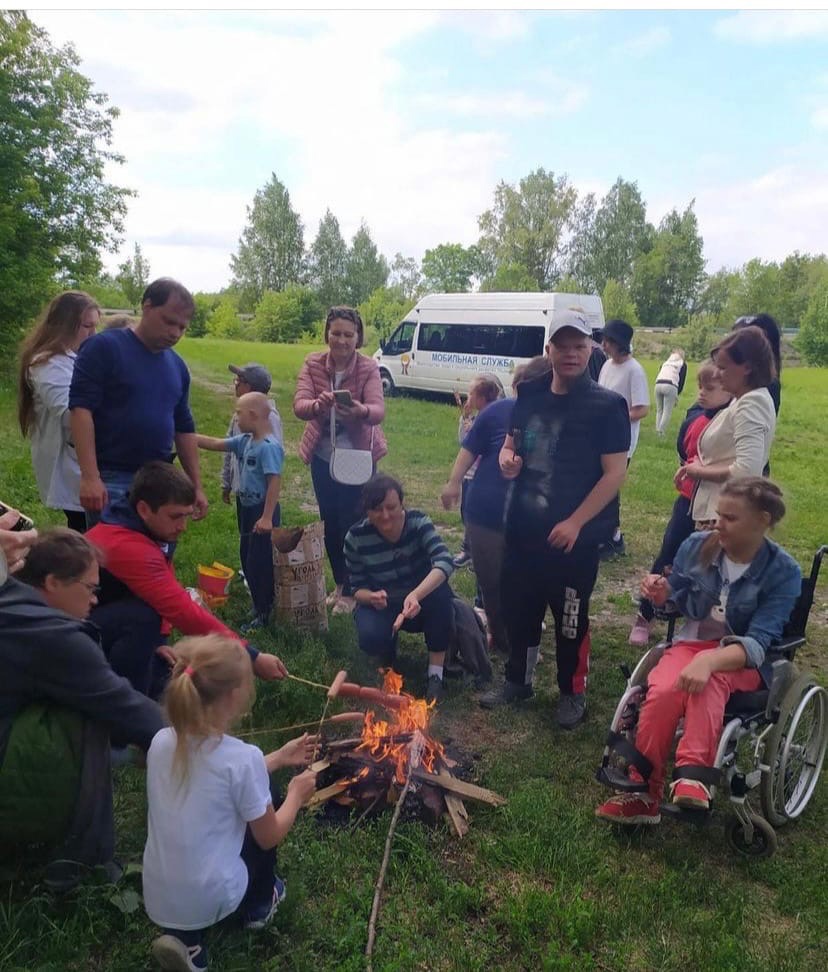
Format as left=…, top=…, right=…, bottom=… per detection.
left=294, top=306, right=387, bottom=616
left=0, top=528, right=163, bottom=891
left=677, top=326, right=778, bottom=528
left=17, top=291, right=101, bottom=532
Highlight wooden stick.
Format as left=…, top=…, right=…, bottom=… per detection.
left=284, top=673, right=330, bottom=691
left=413, top=769, right=507, bottom=806
left=444, top=794, right=470, bottom=838
left=365, top=732, right=424, bottom=972
left=238, top=711, right=365, bottom=738
left=306, top=779, right=351, bottom=808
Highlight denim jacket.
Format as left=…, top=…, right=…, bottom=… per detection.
left=667, top=532, right=801, bottom=679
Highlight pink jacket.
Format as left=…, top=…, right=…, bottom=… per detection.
left=293, top=350, right=388, bottom=465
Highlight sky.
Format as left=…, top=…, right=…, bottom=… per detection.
left=31, top=8, right=828, bottom=293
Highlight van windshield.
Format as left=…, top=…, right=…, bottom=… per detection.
left=418, top=323, right=544, bottom=358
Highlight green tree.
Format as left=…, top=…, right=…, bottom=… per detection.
left=480, top=261, right=537, bottom=293
left=421, top=243, right=482, bottom=293
left=724, top=259, right=781, bottom=323
left=254, top=285, right=320, bottom=344
left=554, top=274, right=585, bottom=295
left=230, top=173, right=305, bottom=311
left=798, top=275, right=828, bottom=365
left=76, top=273, right=129, bottom=309
left=0, top=11, right=131, bottom=340
left=601, top=279, right=640, bottom=328
left=206, top=294, right=245, bottom=339
left=343, top=222, right=388, bottom=306
left=586, top=178, right=653, bottom=292
left=358, top=287, right=411, bottom=345
left=696, top=267, right=738, bottom=324
left=675, top=313, right=718, bottom=361
left=116, top=242, right=151, bottom=311
left=188, top=292, right=221, bottom=338
left=631, top=202, right=705, bottom=327
left=564, top=192, right=597, bottom=290
left=477, top=167, right=578, bottom=290
left=308, top=209, right=348, bottom=310
left=389, top=252, right=422, bottom=300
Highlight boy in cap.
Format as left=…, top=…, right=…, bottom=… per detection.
left=222, top=364, right=283, bottom=506
left=597, top=319, right=649, bottom=558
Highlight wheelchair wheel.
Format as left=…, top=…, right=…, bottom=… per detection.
left=724, top=813, right=777, bottom=859
left=760, top=675, right=828, bottom=826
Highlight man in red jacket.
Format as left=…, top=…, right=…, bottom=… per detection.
left=86, top=461, right=286, bottom=697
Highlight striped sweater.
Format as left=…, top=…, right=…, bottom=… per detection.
left=344, top=510, right=454, bottom=600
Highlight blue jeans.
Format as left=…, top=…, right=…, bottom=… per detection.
left=354, top=582, right=454, bottom=663
left=85, top=469, right=135, bottom=529
left=237, top=500, right=280, bottom=622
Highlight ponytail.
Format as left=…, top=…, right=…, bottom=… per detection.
left=162, top=635, right=254, bottom=785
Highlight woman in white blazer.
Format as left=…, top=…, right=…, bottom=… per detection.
left=17, top=292, right=100, bottom=531
left=676, top=326, right=777, bottom=526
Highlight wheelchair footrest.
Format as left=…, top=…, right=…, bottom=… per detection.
left=596, top=766, right=649, bottom=793
left=660, top=802, right=712, bottom=827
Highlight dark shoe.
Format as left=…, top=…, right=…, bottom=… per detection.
left=152, top=934, right=208, bottom=971
left=43, top=858, right=124, bottom=894
left=426, top=674, right=445, bottom=704
left=556, top=692, right=587, bottom=730
left=479, top=681, right=533, bottom=709
left=452, top=550, right=472, bottom=568
left=244, top=876, right=287, bottom=930
left=598, top=535, right=626, bottom=561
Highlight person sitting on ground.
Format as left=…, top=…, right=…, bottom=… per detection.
left=86, top=461, right=287, bottom=699
left=222, top=362, right=283, bottom=506
left=344, top=474, right=455, bottom=704
left=0, top=529, right=164, bottom=890
left=653, top=347, right=687, bottom=436
left=143, top=634, right=317, bottom=972
left=596, top=477, right=800, bottom=825
left=198, top=391, right=284, bottom=632
left=629, top=361, right=732, bottom=646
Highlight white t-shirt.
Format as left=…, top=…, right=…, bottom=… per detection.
left=676, top=555, right=751, bottom=644
left=143, top=728, right=272, bottom=930
left=598, top=357, right=650, bottom=457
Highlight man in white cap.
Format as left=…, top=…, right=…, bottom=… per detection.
left=480, top=310, right=630, bottom=729
left=222, top=363, right=284, bottom=506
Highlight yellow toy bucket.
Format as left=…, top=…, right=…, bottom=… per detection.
left=197, top=562, right=235, bottom=600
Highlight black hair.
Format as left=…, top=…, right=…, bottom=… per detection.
left=361, top=473, right=404, bottom=513
left=142, top=278, right=194, bottom=311
left=733, top=314, right=782, bottom=376
left=129, top=461, right=196, bottom=512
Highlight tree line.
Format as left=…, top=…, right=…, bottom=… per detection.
left=3, top=11, right=828, bottom=364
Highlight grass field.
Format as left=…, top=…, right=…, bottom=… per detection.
left=0, top=337, right=826, bottom=972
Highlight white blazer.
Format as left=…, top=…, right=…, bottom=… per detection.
left=691, top=386, right=777, bottom=522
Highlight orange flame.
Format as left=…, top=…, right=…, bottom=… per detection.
left=356, top=669, right=443, bottom=784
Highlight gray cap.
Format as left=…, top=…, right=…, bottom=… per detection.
left=548, top=309, right=592, bottom=340
left=228, top=363, right=272, bottom=393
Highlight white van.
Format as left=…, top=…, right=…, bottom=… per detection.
left=374, top=292, right=605, bottom=396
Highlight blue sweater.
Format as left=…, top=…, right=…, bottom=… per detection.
left=69, top=329, right=195, bottom=472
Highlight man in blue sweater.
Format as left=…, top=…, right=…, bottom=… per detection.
left=69, top=278, right=208, bottom=525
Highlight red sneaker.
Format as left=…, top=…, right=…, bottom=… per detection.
left=670, top=778, right=711, bottom=810
left=595, top=793, right=661, bottom=825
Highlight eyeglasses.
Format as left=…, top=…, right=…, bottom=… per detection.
left=77, top=580, right=101, bottom=595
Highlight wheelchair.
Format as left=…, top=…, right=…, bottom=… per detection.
left=596, top=545, right=828, bottom=858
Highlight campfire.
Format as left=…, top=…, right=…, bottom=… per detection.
left=309, top=669, right=506, bottom=837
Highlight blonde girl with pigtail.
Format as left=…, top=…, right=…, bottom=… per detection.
left=142, top=635, right=317, bottom=972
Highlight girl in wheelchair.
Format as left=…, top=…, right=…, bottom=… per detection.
left=596, top=476, right=801, bottom=825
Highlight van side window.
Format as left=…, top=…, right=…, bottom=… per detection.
left=385, top=322, right=415, bottom=354
left=418, top=323, right=545, bottom=358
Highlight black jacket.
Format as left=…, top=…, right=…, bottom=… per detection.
left=0, top=578, right=164, bottom=762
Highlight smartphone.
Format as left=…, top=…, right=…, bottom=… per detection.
left=333, top=389, right=353, bottom=407
left=0, top=502, right=34, bottom=532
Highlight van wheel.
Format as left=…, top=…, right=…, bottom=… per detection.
left=380, top=370, right=396, bottom=397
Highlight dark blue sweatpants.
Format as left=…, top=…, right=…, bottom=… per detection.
left=237, top=500, right=280, bottom=622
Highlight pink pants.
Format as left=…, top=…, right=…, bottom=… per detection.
left=636, top=640, right=762, bottom=799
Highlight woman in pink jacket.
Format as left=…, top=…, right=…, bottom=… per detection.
left=293, top=307, right=387, bottom=614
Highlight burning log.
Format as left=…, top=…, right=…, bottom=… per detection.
left=412, top=769, right=507, bottom=807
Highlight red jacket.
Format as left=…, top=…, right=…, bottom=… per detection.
left=293, top=350, right=387, bottom=465
left=678, top=414, right=711, bottom=500
left=87, top=521, right=239, bottom=641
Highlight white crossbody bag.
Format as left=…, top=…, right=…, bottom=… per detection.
left=329, top=397, right=374, bottom=486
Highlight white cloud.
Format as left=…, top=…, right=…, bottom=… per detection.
left=693, top=165, right=828, bottom=271
left=714, top=11, right=828, bottom=44
left=619, top=25, right=670, bottom=57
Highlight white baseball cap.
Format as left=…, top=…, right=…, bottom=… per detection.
left=548, top=309, right=592, bottom=340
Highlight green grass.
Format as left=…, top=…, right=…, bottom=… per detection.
left=0, top=337, right=826, bottom=971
